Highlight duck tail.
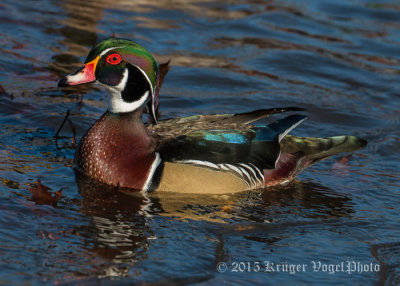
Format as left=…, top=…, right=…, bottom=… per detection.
left=263, top=135, right=367, bottom=187
left=281, top=135, right=367, bottom=163
left=248, top=115, right=307, bottom=169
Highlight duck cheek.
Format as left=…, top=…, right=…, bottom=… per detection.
left=97, top=70, right=124, bottom=87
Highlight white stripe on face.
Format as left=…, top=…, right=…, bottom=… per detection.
left=98, top=47, right=154, bottom=94
left=99, top=46, right=124, bottom=58
left=101, top=68, right=149, bottom=113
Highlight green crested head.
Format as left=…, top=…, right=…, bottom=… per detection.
left=58, top=37, right=160, bottom=121
left=85, top=38, right=158, bottom=92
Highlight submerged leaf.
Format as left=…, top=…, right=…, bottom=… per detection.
left=29, top=179, right=62, bottom=206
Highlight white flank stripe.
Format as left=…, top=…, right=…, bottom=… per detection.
left=249, top=163, right=264, bottom=181
left=238, top=163, right=257, bottom=186
left=224, top=164, right=251, bottom=187
left=240, top=168, right=253, bottom=186
left=142, top=152, right=161, bottom=192
left=238, top=163, right=257, bottom=179
left=218, top=164, right=230, bottom=171
left=179, top=160, right=266, bottom=188
left=180, top=160, right=219, bottom=169
left=225, top=164, right=244, bottom=176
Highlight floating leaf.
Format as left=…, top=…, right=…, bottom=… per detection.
left=29, top=179, right=62, bottom=206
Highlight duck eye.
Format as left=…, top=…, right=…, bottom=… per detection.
left=106, top=53, right=122, bottom=65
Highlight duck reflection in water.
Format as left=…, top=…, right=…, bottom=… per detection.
left=74, top=166, right=355, bottom=278
left=75, top=171, right=151, bottom=278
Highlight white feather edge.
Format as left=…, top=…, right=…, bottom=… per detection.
left=178, top=160, right=265, bottom=188
left=138, top=152, right=161, bottom=218
left=142, top=152, right=161, bottom=192
left=278, top=117, right=307, bottom=142
left=99, top=46, right=124, bottom=57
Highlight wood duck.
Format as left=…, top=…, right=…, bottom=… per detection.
left=58, top=38, right=367, bottom=194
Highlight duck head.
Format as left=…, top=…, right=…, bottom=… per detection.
left=58, top=38, right=159, bottom=122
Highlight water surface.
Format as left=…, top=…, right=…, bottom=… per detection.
left=0, top=0, right=399, bottom=284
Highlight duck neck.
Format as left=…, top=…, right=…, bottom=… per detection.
left=107, top=107, right=144, bottom=124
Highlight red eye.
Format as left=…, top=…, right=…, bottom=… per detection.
left=106, top=53, right=122, bottom=65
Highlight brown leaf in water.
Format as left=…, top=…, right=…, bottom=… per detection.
left=29, top=179, right=62, bottom=206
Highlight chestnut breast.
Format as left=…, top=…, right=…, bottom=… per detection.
left=74, top=111, right=158, bottom=189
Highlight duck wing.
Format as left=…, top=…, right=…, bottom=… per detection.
left=149, top=106, right=304, bottom=139
left=152, top=112, right=306, bottom=170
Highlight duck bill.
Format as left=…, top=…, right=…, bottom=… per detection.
left=58, top=56, right=99, bottom=87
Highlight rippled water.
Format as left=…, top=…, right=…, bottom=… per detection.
left=0, top=0, right=399, bottom=284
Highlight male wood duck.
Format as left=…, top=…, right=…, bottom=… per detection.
left=58, top=38, right=367, bottom=194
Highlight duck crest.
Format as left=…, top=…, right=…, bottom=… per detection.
left=74, top=110, right=160, bottom=190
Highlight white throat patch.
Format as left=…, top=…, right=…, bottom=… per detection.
left=101, top=68, right=149, bottom=113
